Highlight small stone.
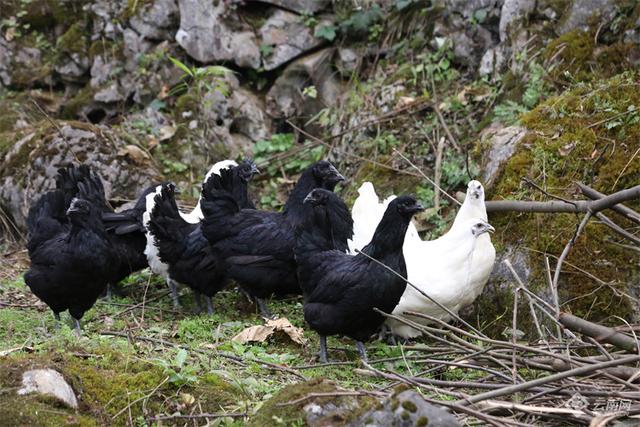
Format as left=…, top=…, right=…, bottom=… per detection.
left=18, top=369, right=78, bottom=409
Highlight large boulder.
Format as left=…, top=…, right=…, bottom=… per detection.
left=175, top=0, right=261, bottom=68
left=266, top=48, right=342, bottom=122
left=259, top=10, right=332, bottom=70
left=0, top=121, right=161, bottom=233
left=352, top=389, right=460, bottom=427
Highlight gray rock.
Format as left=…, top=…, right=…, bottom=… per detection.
left=499, top=0, right=535, bottom=42
left=559, top=0, right=617, bottom=35
left=0, top=122, right=161, bottom=231
left=259, top=10, right=331, bottom=70
left=175, top=0, right=260, bottom=68
left=266, top=48, right=341, bottom=119
left=352, top=389, right=460, bottom=427
left=480, top=125, right=528, bottom=189
left=336, top=47, right=360, bottom=75
left=18, top=369, right=78, bottom=409
left=0, top=37, right=11, bottom=86
left=261, top=0, right=330, bottom=14
left=129, top=0, right=179, bottom=41
left=478, top=45, right=507, bottom=76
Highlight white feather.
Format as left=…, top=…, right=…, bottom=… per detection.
left=143, top=159, right=238, bottom=277
left=347, top=182, right=419, bottom=254
left=180, top=159, right=238, bottom=223
left=349, top=180, right=496, bottom=339
left=387, top=218, right=495, bottom=338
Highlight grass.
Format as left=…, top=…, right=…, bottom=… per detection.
left=0, top=260, right=433, bottom=426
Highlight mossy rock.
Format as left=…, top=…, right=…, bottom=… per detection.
left=478, top=71, right=640, bottom=336
left=544, top=29, right=639, bottom=83
left=249, top=378, right=376, bottom=426
left=0, top=346, right=243, bottom=425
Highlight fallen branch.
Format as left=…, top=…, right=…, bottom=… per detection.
left=275, top=391, right=380, bottom=407
left=456, top=355, right=640, bottom=405
left=559, top=313, right=639, bottom=353
left=577, top=182, right=640, bottom=225
left=485, top=184, right=640, bottom=214
left=146, top=412, right=246, bottom=422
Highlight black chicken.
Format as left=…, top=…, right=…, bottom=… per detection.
left=296, top=189, right=424, bottom=362
left=146, top=161, right=259, bottom=314
left=56, top=164, right=157, bottom=294
left=25, top=186, right=118, bottom=332
left=201, top=160, right=345, bottom=317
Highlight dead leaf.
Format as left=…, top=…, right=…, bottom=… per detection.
left=158, top=84, right=169, bottom=100
left=117, top=144, right=149, bottom=165
left=233, top=317, right=306, bottom=345
left=147, top=135, right=159, bottom=150
left=558, top=141, right=576, bottom=157
left=395, top=96, right=415, bottom=109
left=180, top=393, right=195, bottom=406
left=158, top=125, right=176, bottom=141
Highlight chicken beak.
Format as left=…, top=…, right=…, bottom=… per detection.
left=329, top=165, right=345, bottom=182
left=485, top=224, right=495, bottom=234
left=413, top=203, right=425, bottom=213
left=303, top=193, right=317, bottom=204
left=66, top=198, right=80, bottom=215
left=251, top=163, right=260, bottom=175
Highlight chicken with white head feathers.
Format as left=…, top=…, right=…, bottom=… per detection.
left=143, top=159, right=246, bottom=307
left=349, top=179, right=496, bottom=339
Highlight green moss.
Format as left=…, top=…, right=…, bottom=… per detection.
left=416, top=416, right=430, bottom=426
left=62, top=86, right=95, bottom=119
left=401, top=400, right=417, bottom=413
left=483, top=71, right=640, bottom=335
left=544, top=30, right=638, bottom=83
left=56, top=23, right=87, bottom=54
left=401, top=410, right=410, bottom=420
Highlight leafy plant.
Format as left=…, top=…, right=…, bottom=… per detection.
left=314, top=24, right=337, bottom=41
left=155, top=349, right=198, bottom=386
left=253, top=134, right=325, bottom=176
left=167, top=55, right=231, bottom=98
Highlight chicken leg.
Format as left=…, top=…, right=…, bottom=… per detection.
left=318, top=335, right=329, bottom=363
left=355, top=341, right=368, bottom=362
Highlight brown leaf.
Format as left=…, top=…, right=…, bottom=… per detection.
left=117, top=144, right=149, bottom=165
left=232, top=317, right=306, bottom=345
left=158, top=125, right=176, bottom=141
left=558, top=141, right=576, bottom=157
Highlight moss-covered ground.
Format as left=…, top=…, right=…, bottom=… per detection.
left=0, top=253, right=445, bottom=426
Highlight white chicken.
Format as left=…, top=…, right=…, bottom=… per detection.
left=348, top=180, right=496, bottom=338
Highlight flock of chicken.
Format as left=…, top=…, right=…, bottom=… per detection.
left=24, top=159, right=495, bottom=361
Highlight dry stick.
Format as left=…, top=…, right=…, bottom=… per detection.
left=504, top=259, right=567, bottom=342
left=358, top=363, right=521, bottom=427
left=392, top=148, right=462, bottom=206
left=456, top=354, right=640, bottom=406
left=577, top=182, right=640, bottom=225
left=552, top=212, right=593, bottom=291
left=559, top=313, right=639, bottom=353
left=284, top=120, right=421, bottom=178
left=511, top=283, right=520, bottom=385
left=594, top=211, right=640, bottom=245
left=505, top=260, right=545, bottom=343
left=112, top=376, right=169, bottom=419
left=146, top=412, right=246, bottom=422
left=486, top=184, right=640, bottom=214
left=433, top=103, right=461, bottom=153
left=544, top=256, right=563, bottom=339
left=275, top=391, right=382, bottom=407
left=433, top=136, right=445, bottom=211
left=353, top=249, right=482, bottom=336
left=29, top=99, right=81, bottom=163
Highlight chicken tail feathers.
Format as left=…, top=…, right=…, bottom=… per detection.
left=26, top=190, right=67, bottom=254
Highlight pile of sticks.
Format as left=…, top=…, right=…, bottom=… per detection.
left=352, top=181, right=640, bottom=426
left=359, top=305, right=640, bottom=426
